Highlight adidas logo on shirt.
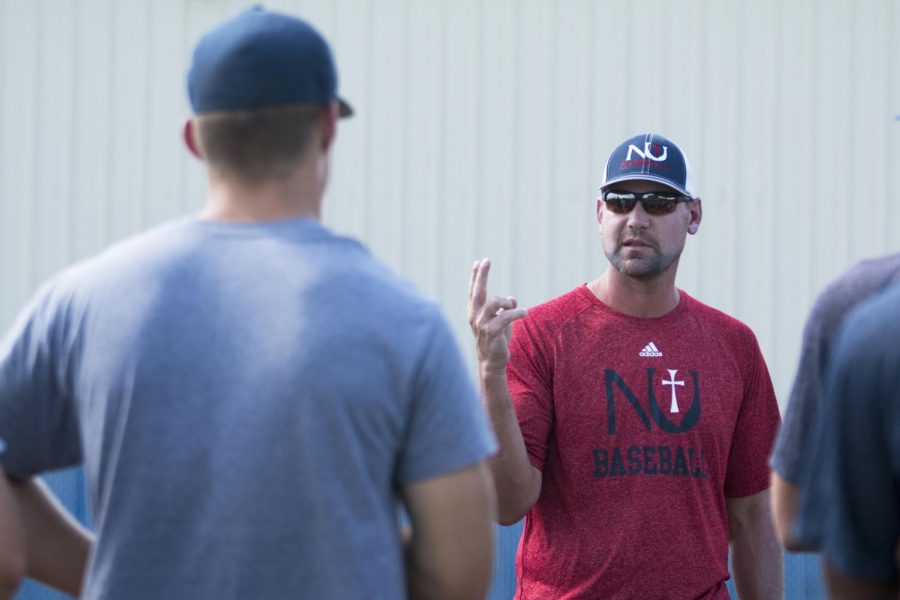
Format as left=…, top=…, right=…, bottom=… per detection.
left=639, top=342, right=662, bottom=357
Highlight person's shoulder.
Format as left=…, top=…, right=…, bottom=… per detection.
left=827, top=285, right=900, bottom=410
left=37, top=219, right=193, bottom=301
left=511, top=286, right=597, bottom=349
left=851, top=251, right=900, bottom=283
left=346, top=249, right=426, bottom=298
left=809, top=252, right=900, bottom=326
left=523, top=286, right=596, bottom=327
left=840, top=283, right=900, bottom=348
left=337, top=248, right=447, bottom=321
left=681, top=291, right=754, bottom=335
left=80, top=218, right=196, bottom=270
left=680, top=292, right=765, bottom=362
left=7, top=221, right=193, bottom=334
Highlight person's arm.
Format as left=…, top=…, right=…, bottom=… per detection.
left=823, top=561, right=897, bottom=600
left=768, top=282, right=836, bottom=552
left=727, top=489, right=783, bottom=600
left=467, top=258, right=539, bottom=524
left=769, top=472, right=814, bottom=552
left=10, top=478, right=93, bottom=596
left=0, top=468, right=25, bottom=599
left=400, top=461, right=496, bottom=600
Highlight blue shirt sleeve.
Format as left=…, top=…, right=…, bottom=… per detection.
left=395, top=313, right=497, bottom=484
left=0, top=280, right=82, bottom=477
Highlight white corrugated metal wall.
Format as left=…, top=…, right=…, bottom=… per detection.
left=1, top=1, right=897, bottom=598
left=2, top=0, right=898, bottom=400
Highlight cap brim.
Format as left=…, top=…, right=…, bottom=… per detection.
left=600, top=174, right=693, bottom=198
left=338, top=97, right=353, bottom=118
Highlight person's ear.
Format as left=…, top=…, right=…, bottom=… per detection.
left=596, top=198, right=604, bottom=225
left=687, top=198, right=702, bottom=235
left=183, top=119, right=203, bottom=159
left=319, top=103, right=339, bottom=153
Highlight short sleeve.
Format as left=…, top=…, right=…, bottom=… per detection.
left=507, top=317, right=554, bottom=471
left=724, top=329, right=780, bottom=497
left=798, top=298, right=900, bottom=581
left=395, top=314, right=496, bottom=484
left=0, top=281, right=82, bottom=477
left=769, top=295, right=831, bottom=483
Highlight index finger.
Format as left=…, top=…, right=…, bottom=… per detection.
left=468, top=260, right=479, bottom=300
left=471, top=258, right=492, bottom=309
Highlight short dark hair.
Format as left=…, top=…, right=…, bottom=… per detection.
left=195, top=103, right=326, bottom=183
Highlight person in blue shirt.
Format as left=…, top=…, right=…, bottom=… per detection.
left=0, top=8, right=496, bottom=599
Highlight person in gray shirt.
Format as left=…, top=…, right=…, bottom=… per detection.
left=0, top=8, right=497, bottom=599
left=769, top=252, right=900, bottom=550
left=797, top=283, right=900, bottom=597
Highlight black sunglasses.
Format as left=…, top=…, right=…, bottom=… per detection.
left=602, top=190, right=692, bottom=216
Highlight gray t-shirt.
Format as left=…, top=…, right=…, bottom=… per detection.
left=796, top=284, right=900, bottom=581
left=0, top=217, right=496, bottom=599
left=770, top=253, right=900, bottom=483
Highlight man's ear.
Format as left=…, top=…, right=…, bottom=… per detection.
left=183, top=119, right=203, bottom=159
left=596, top=198, right=604, bottom=225
left=319, top=103, right=339, bottom=153
left=687, top=198, right=702, bottom=235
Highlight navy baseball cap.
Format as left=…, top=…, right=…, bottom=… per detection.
left=600, top=133, right=696, bottom=198
left=188, top=7, right=353, bottom=117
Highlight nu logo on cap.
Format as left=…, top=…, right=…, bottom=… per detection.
left=625, top=142, right=668, bottom=162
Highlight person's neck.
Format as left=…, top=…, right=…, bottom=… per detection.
left=587, top=267, right=681, bottom=318
left=200, top=171, right=322, bottom=223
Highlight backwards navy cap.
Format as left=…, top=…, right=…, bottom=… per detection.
left=188, top=7, right=353, bottom=117
left=601, top=133, right=696, bottom=198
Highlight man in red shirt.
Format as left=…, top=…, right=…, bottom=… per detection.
left=469, top=133, right=783, bottom=599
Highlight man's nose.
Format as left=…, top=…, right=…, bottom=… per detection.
left=626, top=202, right=651, bottom=229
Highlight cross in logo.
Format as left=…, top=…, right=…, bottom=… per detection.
left=662, top=369, right=685, bottom=413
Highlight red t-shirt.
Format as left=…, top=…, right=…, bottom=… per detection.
left=508, top=286, right=780, bottom=599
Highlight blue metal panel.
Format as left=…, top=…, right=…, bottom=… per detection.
left=488, top=523, right=524, bottom=600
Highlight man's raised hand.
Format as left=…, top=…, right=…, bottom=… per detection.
left=467, top=258, right=528, bottom=375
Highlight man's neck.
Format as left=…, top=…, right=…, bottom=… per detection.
left=200, top=171, right=322, bottom=223
left=587, top=267, right=681, bottom=318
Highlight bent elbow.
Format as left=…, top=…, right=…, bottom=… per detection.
left=492, top=465, right=540, bottom=526
left=495, top=493, right=536, bottom=526
left=496, top=510, right=525, bottom=527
